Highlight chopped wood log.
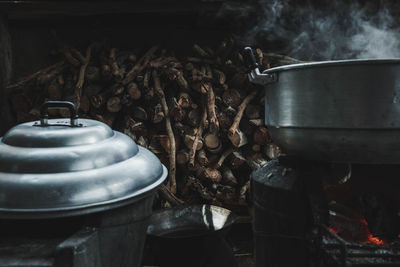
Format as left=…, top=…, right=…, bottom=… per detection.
left=264, top=144, right=281, bottom=160
left=143, top=69, right=151, bottom=89
left=101, top=64, right=112, bottom=78
left=216, top=110, right=232, bottom=130
left=125, top=117, right=148, bottom=136
left=230, top=151, right=246, bottom=169
left=245, top=104, right=261, bottom=119
left=84, top=84, right=102, bottom=97
left=136, top=136, right=148, bottom=148
left=246, top=153, right=269, bottom=170
left=222, top=89, right=241, bottom=108
left=187, top=108, right=200, bottom=127
left=221, top=166, right=238, bottom=186
left=187, top=176, right=215, bottom=201
left=127, top=82, right=141, bottom=100
left=249, top=119, right=264, bottom=127
left=132, top=106, right=148, bottom=121
left=200, top=168, right=222, bottom=183
left=153, top=69, right=177, bottom=194
left=148, top=135, right=163, bottom=154
left=90, top=93, right=107, bottom=109
left=213, top=69, right=226, bottom=85
left=37, top=65, right=65, bottom=85
left=61, top=47, right=81, bottom=67
left=229, top=73, right=248, bottom=89
left=110, top=48, right=122, bottom=79
left=123, top=45, right=158, bottom=85
left=239, top=181, right=250, bottom=205
left=111, top=84, right=125, bottom=95
left=197, top=149, right=209, bottom=166
left=94, top=113, right=115, bottom=127
left=152, top=103, right=165, bottom=123
left=204, top=132, right=220, bottom=150
left=107, top=96, right=121, bottom=113
left=169, top=97, right=186, bottom=122
left=215, top=147, right=234, bottom=169
left=177, top=150, right=190, bottom=165
left=80, top=95, right=90, bottom=113
left=184, top=135, right=203, bottom=151
left=178, top=93, right=191, bottom=109
left=252, top=144, right=261, bottom=152
left=255, top=48, right=264, bottom=66
left=176, top=72, right=190, bottom=91
left=253, top=126, right=270, bottom=145
left=228, top=129, right=248, bottom=147
left=158, top=184, right=184, bottom=206
left=85, top=66, right=100, bottom=82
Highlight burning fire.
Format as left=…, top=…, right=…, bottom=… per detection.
left=361, top=219, right=386, bottom=245
left=329, top=219, right=386, bottom=245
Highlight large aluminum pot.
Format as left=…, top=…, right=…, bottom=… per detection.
left=246, top=47, right=400, bottom=164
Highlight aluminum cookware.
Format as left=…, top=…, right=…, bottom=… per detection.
left=246, top=47, right=400, bottom=164
left=0, top=101, right=167, bottom=218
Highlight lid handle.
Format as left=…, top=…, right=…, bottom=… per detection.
left=40, top=101, right=79, bottom=127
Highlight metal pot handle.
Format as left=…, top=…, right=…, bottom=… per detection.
left=244, top=47, right=277, bottom=85
left=40, top=101, right=79, bottom=127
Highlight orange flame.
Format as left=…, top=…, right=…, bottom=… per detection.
left=361, top=219, right=386, bottom=245
left=329, top=219, right=386, bottom=245
left=367, top=234, right=384, bottom=245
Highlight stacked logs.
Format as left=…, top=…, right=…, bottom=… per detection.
left=7, top=40, right=300, bottom=210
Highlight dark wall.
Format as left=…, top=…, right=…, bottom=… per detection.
left=0, top=16, right=13, bottom=135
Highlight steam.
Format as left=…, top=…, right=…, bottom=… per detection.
left=243, top=0, right=400, bottom=60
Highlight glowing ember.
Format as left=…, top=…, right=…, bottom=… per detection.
left=367, top=234, right=385, bottom=245
left=329, top=228, right=339, bottom=234
left=329, top=218, right=386, bottom=245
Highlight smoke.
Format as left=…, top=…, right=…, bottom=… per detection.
left=242, top=0, right=400, bottom=60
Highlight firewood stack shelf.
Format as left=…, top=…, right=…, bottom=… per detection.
left=0, top=0, right=301, bottom=214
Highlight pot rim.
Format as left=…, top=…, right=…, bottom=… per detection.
left=262, top=58, right=400, bottom=73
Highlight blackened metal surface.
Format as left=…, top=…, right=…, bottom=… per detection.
left=320, top=225, right=400, bottom=267
left=54, top=227, right=101, bottom=267
left=147, top=205, right=237, bottom=238
left=96, top=195, right=154, bottom=267
left=251, top=159, right=309, bottom=267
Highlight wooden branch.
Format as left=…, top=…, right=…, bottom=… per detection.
left=123, top=45, right=158, bottom=85
left=158, top=184, right=184, bottom=206
left=7, top=61, right=64, bottom=89
left=215, top=147, right=234, bottom=169
left=229, top=90, right=258, bottom=137
left=75, top=44, right=94, bottom=109
left=153, top=69, right=177, bottom=194
left=188, top=103, right=207, bottom=168
left=206, top=82, right=219, bottom=133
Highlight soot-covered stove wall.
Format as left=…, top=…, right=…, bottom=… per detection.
left=0, top=17, right=12, bottom=135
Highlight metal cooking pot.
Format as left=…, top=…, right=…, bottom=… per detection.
left=246, top=47, right=400, bottom=164
left=0, top=101, right=168, bottom=267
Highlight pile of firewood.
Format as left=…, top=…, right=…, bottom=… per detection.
left=7, top=39, right=301, bottom=210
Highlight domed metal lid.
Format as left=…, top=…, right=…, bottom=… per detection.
left=0, top=101, right=167, bottom=219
